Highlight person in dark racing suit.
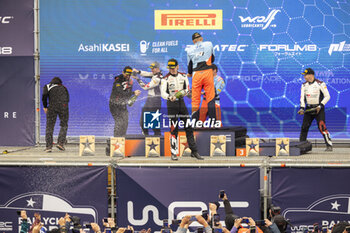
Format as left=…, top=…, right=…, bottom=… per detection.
left=132, top=62, right=162, bottom=136
left=109, top=66, right=141, bottom=137
left=42, top=77, right=69, bottom=152
left=298, top=68, right=333, bottom=151
left=160, top=58, right=203, bottom=161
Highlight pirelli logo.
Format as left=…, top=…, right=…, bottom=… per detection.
left=154, top=10, right=223, bottom=30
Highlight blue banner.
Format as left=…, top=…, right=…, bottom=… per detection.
left=0, top=0, right=35, bottom=146
left=116, top=167, right=260, bottom=230
left=0, top=166, right=108, bottom=232
left=40, top=0, right=350, bottom=138
left=271, top=168, right=350, bottom=232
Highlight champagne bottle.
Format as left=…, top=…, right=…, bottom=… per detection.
left=127, top=95, right=138, bottom=106
left=175, top=90, right=186, bottom=99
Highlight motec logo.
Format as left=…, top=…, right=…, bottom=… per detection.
left=154, top=10, right=222, bottom=30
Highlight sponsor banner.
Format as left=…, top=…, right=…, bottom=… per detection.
left=41, top=0, right=350, bottom=138
left=116, top=167, right=260, bottom=230
left=271, top=168, right=350, bottom=232
left=0, top=166, right=108, bottom=232
left=0, top=0, right=34, bottom=56
left=0, top=57, right=35, bottom=146
left=154, top=10, right=223, bottom=30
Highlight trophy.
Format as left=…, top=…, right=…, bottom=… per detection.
left=79, top=135, right=95, bottom=156
left=210, top=135, right=226, bottom=156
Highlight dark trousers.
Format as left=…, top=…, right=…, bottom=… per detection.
left=167, top=99, right=197, bottom=155
left=140, top=97, right=161, bottom=135
left=112, top=106, right=129, bottom=137
left=45, top=104, right=69, bottom=148
left=300, top=108, right=332, bottom=146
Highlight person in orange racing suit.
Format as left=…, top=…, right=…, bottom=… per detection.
left=186, top=32, right=216, bottom=124
left=199, top=64, right=225, bottom=126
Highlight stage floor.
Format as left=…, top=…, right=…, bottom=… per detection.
left=0, top=143, right=349, bottom=167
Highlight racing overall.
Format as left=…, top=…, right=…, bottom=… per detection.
left=299, top=79, right=332, bottom=147
left=187, top=41, right=216, bottom=122
left=160, top=72, right=198, bottom=156
left=199, top=74, right=225, bottom=125
left=135, top=70, right=162, bottom=135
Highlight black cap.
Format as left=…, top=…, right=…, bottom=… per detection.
left=301, top=68, right=315, bottom=75
left=123, top=66, right=133, bottom=75
left=167, top=59, right=178, bottom=69
left=192, top=32, right=202, bottom=40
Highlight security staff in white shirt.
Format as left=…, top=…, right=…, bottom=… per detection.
left=297, top=68, right=332, bottom=151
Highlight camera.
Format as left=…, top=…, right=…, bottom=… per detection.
left=213, top=214, right=220, bottom=226
left=162, top=229, right=171, bottom=233
left=322, top=225, right=328, bottom=233
left=125, top=230, right=133, bottom=233
left=213, top=229, right=223, bottom=233
left=17, top=210, right=21, bottom=216
left=219, top=190, right=225, bottom=199
left=163, top=219, right=169, bottom=228
left=345, top=226, right=350, bottom=233
left=270, top=205, right=281, bottom=216
left=201, top=210, right=208, bottom=220
left=256, top=220, right=266, bottom=226
left=84, top=223, right=92, bottom=229
left=197, top=228, right=204, bottom=233
left=241, top=219, right=249, bottom=224
left=103, top=218, right=108, bottom=223
left=313, top=223, right=319, bottom=232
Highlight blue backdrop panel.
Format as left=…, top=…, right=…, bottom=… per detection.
left=0, top=166, right=108, bottom=232
left=0, top=57, right=35, bottom=146
left=116, top=167, right=260, bottom=230
left=271, top=168, right=350, bottom=232
left=0, top=0, right=35, bottom=146
left=40, top=0, right=350, bottom=138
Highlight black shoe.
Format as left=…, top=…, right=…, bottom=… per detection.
left=171, top=154, right=178, bottom=161
left=325, top=146, right=333, bottom=152
left=56, top=144, right=65, bottom=151
left=191, top=151, right=204, bottom=160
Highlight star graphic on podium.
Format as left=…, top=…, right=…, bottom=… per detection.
left=112, top=142, right=120, bottom=151
left=278, top=140, right=287, bottom=150
left=83, top=138, right=92, bottom=150
left=249, top=141, right=257, bottom=151
left=148, top=140, right=158, bottom=151
left=213, top=141, right=224, bottom=151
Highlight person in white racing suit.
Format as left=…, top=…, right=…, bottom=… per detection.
left=160, top=58, right=203, bottom=161
left=298, top=68, right=332, bottom=151
left=133, top=62, right=162, bottom=135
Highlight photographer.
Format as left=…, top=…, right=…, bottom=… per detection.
left=175, top=215, right=211, bottom=233
left=219, top=191, right=239, bottom=231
